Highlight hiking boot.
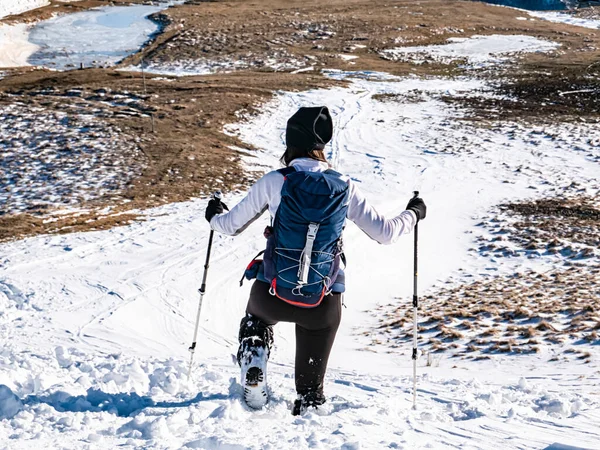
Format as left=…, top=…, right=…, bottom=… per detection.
left=291, top=388, right=326, bottom=416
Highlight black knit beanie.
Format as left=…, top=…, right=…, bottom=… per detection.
left=285, top=106, right=333, bottom=151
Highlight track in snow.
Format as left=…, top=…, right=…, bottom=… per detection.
left=1, top=71, right=599, bottom=449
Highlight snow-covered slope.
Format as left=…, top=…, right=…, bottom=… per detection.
left=1, top=67, right=599, bottom=448
left=0, top=0, right=49, bottom=20
left=0, top=23, right=39, bottom=68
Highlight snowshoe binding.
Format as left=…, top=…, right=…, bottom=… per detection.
left=291, top=388, right=326, bottom=416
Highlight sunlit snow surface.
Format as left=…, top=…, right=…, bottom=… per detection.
left=0, top=23, right=39, bottom=68
left=1, top=68, right=599, bottom=448
left=122, top=54, right=310, bottom=76
left=381, top=34, right=560, bottom=67
left=27, top=5, right=163, bottom=69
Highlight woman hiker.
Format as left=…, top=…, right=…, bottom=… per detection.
left=205, top=106, right=426, bottom=415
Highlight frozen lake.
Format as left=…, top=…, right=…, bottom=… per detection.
left=480, top=0, right=570, bottom=10
left=27, top=4, right=166, bottom=69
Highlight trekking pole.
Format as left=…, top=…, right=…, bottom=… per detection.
left=187, top=191, right=222, bottom=380
left=411, top=191, right=419, bottom=410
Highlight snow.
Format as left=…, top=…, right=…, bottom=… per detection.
left=1, top=10, right=600, bottom=447
left=1, top=66, right=599, bottom=447
left=382, top=34, right=560, bottom=67
left=0, top=0, right=49, bottom=20
left=0, top=385, right=23, bottom=419
left=122, top=53, right=310, bottom=77
left=0, top=23, right=39, bottom=68
left=529, top=11, right=600, bottom=29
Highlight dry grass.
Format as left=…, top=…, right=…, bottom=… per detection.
left=537, top=321, right=558, bottom=332
left=0, top=69, right=339, bottom=241
left=373, top=195, right=600, bottom=360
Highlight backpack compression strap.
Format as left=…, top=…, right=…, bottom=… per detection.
left=298, top=222, right=319, bottom=285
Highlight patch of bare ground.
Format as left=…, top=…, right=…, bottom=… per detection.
left=572, top=5, right=600, bottom=21
left=373, top=195, right=600, bottom=360
left=3, top=0, right=600, bottom=242
left=442, top=71, right=600, bottom=123
left=0, top=68, right=339, bottom=241
left=477, top=195, right=600, bottom=261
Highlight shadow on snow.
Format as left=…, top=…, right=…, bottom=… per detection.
left=24, top=388, right=229, bottom=417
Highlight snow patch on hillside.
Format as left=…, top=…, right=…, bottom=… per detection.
left=122, top=53, right=310, bottom=77
left=381, top=34, right=559, bottom=67
left=0, top=23, right=39, bottom=68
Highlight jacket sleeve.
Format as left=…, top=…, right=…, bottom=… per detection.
left=346, top=181, right=417, bottom=245
left=209, top=171, right=281, bottom=236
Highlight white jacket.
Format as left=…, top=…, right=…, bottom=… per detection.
left=210, top=158, right=417, bottom=244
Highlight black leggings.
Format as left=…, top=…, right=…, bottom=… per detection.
left=241, top=280, right=342, bottom=394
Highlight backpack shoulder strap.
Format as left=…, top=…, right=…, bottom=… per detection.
left=277, top=166, right=297, bottom=177
left=324, top=168, right=342, bottom=177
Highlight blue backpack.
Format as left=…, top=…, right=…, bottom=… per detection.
left=242, top=166, right=349, bottom=307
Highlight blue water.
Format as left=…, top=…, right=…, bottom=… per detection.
left=479, top=0, right=569, bottom=10
left=27, top=4, right=169, bottom=70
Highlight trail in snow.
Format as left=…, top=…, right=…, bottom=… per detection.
left=1, top=67, right=599, bottom=448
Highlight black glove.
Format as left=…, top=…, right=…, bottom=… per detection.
left=205, top=198, right=229, bottom=223
left=406, top=196, right=426, bottom=222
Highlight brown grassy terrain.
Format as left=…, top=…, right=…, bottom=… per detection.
left=373, top=196, right=600, bottom=361
left=128, top=0, right=600, bottom=77
left=0, top=69, right=338, bottom=241
left=2, top=0, right=600, bottom=241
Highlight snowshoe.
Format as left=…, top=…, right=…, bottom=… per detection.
left=291, top=389, right=326, bottom=416
left=237, top=314, right=273, bottom=410
left=239, top=338, right=269, bottom=409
